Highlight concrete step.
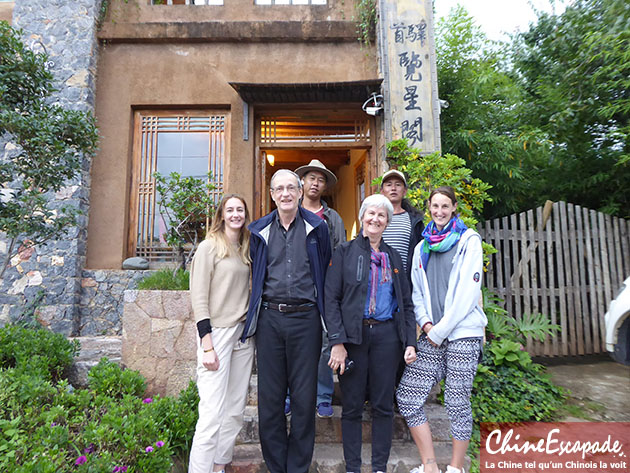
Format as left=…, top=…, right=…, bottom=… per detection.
left=246, top=375, right=440, bottom=407
left=237, top=403, right=452, bottom=445
left=228, top=441, right=469, bottom=473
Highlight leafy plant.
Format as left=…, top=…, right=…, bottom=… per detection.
left=487, top=338, right=531, bottom=368
left=465, top=290, right=566, bottom=472
left=136, top=268, right=190, bottom=291
left=355, top=0, right=377, bottom=47
left=87, top=358, right=146, bottom=399
left=380, top=139, right=497, bottom=266
left=0, top=326, right=200, bottom=473
left=384, top=141, right=492, bottom=227
left=0, top=324, right=79, bottom=381
left=153, top=171, right=216, bottom=271
left=0, top=23, right=99, bottom=278
left=484, top=288, right=560, bottom=350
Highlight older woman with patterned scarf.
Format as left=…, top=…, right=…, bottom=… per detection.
left=396, top=186, right=487, bottom=473
left=325, top=194, right=417, bottom=473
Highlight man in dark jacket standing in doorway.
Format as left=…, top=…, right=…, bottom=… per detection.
left=242, top=169, right=331, bottom=473
left=295, top=159, right=345, bottom=419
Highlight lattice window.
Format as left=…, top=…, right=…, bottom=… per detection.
left=130, top=111, right=228, bottom=262
left=260, top=118, right=369, bottom=145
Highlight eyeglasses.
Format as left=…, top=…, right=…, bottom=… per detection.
left=271, top=185, right=299, bottom=194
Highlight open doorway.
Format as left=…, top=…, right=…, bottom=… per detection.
left=261, top=149, right=368, bottom=240
left=255, top=110, right=375, bottom=239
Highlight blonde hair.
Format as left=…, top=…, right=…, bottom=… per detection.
left=206, top=194, right=251, bottom=264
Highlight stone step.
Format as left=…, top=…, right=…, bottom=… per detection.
left=246, top=374, right=440, bottom=407
left=228, top=441, right=470, bottom=473
left=237, top=403, right=452, bottom=445
left=66, top=335, right=122, bottom=388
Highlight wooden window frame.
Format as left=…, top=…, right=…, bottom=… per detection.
left=127, top=109, right=229, bottom=263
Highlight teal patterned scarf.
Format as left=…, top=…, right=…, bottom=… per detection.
left=419, top=216, right=467, bottom=269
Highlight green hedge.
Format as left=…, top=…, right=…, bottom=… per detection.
left=0, top=326, right=198, bottom=473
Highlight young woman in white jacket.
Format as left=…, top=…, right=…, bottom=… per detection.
left=396, top=186, right=487, bottom=473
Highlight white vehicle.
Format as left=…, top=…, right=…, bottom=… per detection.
left=605, top=276, right=630, bottom=365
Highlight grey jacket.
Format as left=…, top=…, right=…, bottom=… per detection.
left=321, top=200, right=346, bottom=251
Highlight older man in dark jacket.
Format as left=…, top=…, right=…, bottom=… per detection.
left=242, top=169, right=331, bottom=473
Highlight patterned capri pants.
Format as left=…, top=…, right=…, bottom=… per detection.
left=395, top=334, right=482, bottom=441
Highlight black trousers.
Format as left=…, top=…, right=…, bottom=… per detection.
left=339, top=320, right=402, bottom=473
left=256, top=306, right=322, bottom=473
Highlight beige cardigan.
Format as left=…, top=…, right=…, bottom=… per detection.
left=189, top=238, right=250, bottom=328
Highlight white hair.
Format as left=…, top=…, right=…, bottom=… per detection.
left=270, top=169, right=302, bottom=190
left=359, top=194, right=394, bottom=223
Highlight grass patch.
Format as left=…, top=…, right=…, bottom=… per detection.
left=558, top=396, right=607, bottom=421
left=137, top=268, right=189, bottom=291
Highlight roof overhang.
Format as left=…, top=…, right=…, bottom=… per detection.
left=229, top=79, right=383, bottom=104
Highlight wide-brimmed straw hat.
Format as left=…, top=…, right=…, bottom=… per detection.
left=295, top=159, right=338, bottom=187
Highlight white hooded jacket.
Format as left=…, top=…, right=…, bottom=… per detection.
left=410, top=228, right=487, bottom=345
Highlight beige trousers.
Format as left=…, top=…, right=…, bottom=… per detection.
left=188, top=323, right=255, bottom=473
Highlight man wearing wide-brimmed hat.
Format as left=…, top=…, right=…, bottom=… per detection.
left=295, top=159, right=346, bottom=252
left=294, top=159, right=346, bottom=419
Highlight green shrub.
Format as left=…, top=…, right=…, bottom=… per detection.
left=0, top=325, right=79, bottom=381
left=473, top=358, right=565, bottom=423
left=465, top=290, right=566, bottom=473
left=0, top=326, right=200, bottom=473
left=88, top=358, right=146, bottom=398
left=137, top=268, right=190, bottom=290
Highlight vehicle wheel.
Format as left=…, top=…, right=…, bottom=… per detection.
left=610, top=316, right=630, bottom=366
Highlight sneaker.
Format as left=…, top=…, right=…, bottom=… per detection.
left=445, top=467, right=463, bottom=473
left=411, top=466, right=442, bottom=473
left=316, top=402, right=333, bottom=418
left=284, top=397, right=291, bottom=416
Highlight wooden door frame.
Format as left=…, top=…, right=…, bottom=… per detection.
left=252, top=106, right=376, bottom=219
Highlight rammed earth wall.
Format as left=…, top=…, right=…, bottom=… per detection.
left=0, top=0, right=103, bottom=335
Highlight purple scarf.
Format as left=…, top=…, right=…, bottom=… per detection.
left=368, top=248, right=392, bottom=315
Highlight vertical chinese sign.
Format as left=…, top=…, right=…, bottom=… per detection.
left=378, top=0, right=441, bottom=154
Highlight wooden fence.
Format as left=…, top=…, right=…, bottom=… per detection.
left=479, top=201, right=630, bottom=357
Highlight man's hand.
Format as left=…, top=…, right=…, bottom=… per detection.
left=328, top=344, right=348, bottom=374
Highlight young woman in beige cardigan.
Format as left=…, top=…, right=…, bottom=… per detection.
left=188, top=194, right=254, bottom=473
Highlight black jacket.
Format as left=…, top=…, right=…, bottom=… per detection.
left=402, top=199, right=425, bottom=278
left=324, top=234, right=416, bottom=349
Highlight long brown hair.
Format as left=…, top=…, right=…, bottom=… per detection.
left=206, top=194, right=251, bottom=264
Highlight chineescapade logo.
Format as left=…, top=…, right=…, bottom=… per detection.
left=480, top=422, right=630, bottom=472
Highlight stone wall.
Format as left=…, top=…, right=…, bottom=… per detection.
left=122, top=290, right=197, bottom=397
left=79, top=270, right=150, bottom=335
left=0, top=0, right=101, bottom=334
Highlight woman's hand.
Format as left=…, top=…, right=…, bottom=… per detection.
left=202, top=349, right=220, bottom=371
left=423, top=322, right=439, bottom=347
left=200, top=333, right=219, bottom=371
left=403, top=346, right=416, bottom=364
left=328, top=344, right=348, bottom=375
